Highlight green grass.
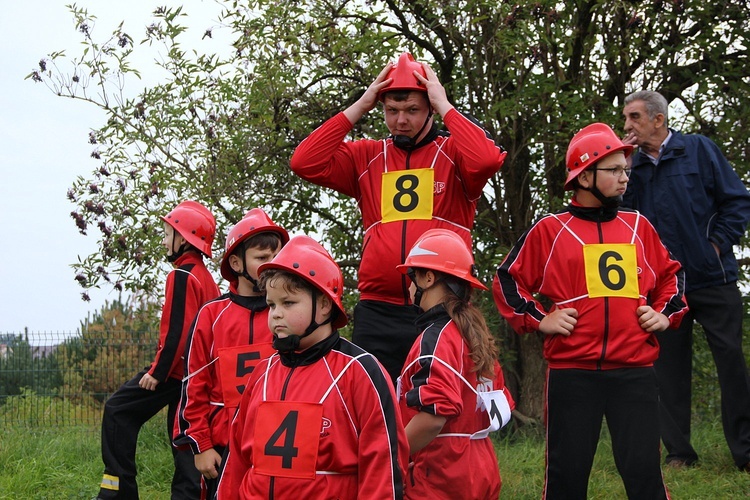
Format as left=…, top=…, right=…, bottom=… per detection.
left=495, top=419, right=750, bottom=499
left=1, top=412, right=748, bottom=499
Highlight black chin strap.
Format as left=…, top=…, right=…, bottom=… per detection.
left=393, top=111, right=433, bottom=151
left=581, top=169, right=623, bottom=209
left=166, top=240, right=189, bottom=263
left=273, top=289, right=335, bottom=354
left=234, top=242, right=261, bottom=292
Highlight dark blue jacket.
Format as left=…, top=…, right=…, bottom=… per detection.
left=623, top=129, right=750, bottom=293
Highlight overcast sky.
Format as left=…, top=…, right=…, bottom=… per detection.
left=0, top=1, right=225, bottom=336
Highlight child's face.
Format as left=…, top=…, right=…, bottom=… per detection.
left=231, top=244, right=281, bottom=281
left=265, top=278, right=330, bottom=341
left=161, top=223, right=185, bottom=256
left=579, top=151, right=630, bottom=200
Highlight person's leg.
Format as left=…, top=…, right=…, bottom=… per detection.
left=352, top=300, right=420, bottom=384
left=166, top=379, right=202, bottom=499
left=691, top=283, right=750, bottom=468
left=544, top=369, right=604, bottom=500
left=98, top=369, right=171, bottom=499
left=606, top=368, right=668, bottom=499
left=654, top=309, right=698, bottom=465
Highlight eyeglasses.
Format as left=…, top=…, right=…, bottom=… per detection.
left=595, top=166, right=632, bottom=178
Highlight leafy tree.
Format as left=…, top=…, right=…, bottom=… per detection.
left=30, top=0, right=750, bottom=418
left=0, top=333, right=62, bottom=403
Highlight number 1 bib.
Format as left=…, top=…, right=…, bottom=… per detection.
left=582, top=243, right=639, bottom=298
left=381, top=169, right=434, bottom=223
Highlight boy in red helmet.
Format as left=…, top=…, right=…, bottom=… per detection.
left=173, top=208, right=289, bottom=499
left=493, top=123, right=688, bottom=499
left=98, top=200, right=221, bottom=500
left=396, top=228, right=515, bottom=499
left=216, top=235, right=409, bottom=499
left=290, top=52, right=506, bottom=383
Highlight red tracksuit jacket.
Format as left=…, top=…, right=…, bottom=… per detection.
left=399, top=305, right=515, bottom=499
left=493, top=201, right=688, bottom=369
left=290, top=110, right=506, bottom=305
left=148, top=252, right=220, bottom=382
left=217, top=332, right=409, bottom=499
left=174, top=287, right=275, bottom=453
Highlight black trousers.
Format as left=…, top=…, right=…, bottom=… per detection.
left=351, top=299, right=421, bottom=384
left=545, top=368, right=668, bottom=500
left=655, top=281, right=750, bottom=467
left=97, top=369, right=201, bottom=499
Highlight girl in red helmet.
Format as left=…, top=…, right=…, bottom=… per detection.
left=173, top=208, right=288, bottom=499
left=396, top=228, right=515, bottom=499
left=216, top=235, right=409, bottom=499
left=494, top=123, right=688, bottom=499
left=98, top=200, right=221, bottom=500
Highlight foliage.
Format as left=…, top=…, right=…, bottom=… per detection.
left=54, top=297, right=159, bottom=402
left=29, top=0, right=750, bottom=418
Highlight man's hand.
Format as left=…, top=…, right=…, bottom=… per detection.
left=414, top=63, right=453, bottom=117
left=343, top=62, right=393, bottom=124
left=138, top=373, right=159, bottom=391
left=539, top=308, right=578, bottom=336
left=195, top=448, right=223, bottom=480
left=637, top=305, right=670, bottom=332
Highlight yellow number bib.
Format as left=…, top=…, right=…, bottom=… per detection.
left=381, top=169, right=434, bottom=223
left=582, top=244, right=639, bottom=298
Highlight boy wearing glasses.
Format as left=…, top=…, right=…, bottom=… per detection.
left=494, top=123, right=688, bottom=499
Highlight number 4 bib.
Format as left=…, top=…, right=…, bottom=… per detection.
left=582, top=243, right=639, bottom=298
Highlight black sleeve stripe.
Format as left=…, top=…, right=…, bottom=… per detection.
left=152, top=264, right=193, bottom=381
left=497, top=227, right=547, bottom=323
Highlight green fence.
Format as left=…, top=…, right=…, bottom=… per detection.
left=0, top=331, right=156, bottom=428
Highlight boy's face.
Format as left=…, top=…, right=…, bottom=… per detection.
left=383, top=92, right=431, bottom=140
left=579, top=152, right=629, bottom=200
left=161, top=222, right=185, bottom=256
left=265, top=277, right=331, bottom=342
left=230, top=243, right=281, bottom=282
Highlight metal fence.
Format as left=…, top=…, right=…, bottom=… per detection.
left=0, top=331, right=156, bottom=428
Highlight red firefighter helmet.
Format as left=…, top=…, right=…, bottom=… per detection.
left=161, top=200, right=216, bottom=257
left=396, top=228, right=487, bottom=291
left=258, top=235, right=348, bottom=328
left=220, top=208, right=289, bottom=282
left=564, top=123, right=634, bottom=190
left=377, top=52, right=427, bottom=101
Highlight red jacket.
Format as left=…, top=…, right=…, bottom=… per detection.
left=290, top=110, right=505, bottom=305
left=217, top=333, right=409, bottom=499
left=494, top=201, right=688, bottom=370
left=148, top=252, right=220, bottom=382
left=174, top=288, right=274, bottom=452
left=399, top=305, right=515, bottom=499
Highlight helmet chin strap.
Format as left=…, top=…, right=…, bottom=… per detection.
left=273, top=289, right=334, bottom=354
left=393, top=110, right=433, bottom=151
left=166, top=239, right=189, bottom=263
left=581, top=169, right=623, bottom=209
left=234, top=243, right=261, bottom=292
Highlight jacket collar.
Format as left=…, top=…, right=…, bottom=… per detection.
left=279, top=331, right=340, bottom=367
left=568, top=197, right=619, bottom=222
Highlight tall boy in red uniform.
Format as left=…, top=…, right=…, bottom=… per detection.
left=217, top=235, right=408, bottom=499
left=174, top=208, right=288, bottom=499
left=98, top=200, right=220, bottom=499
left=494, top=124, right=688, bottom=499
left=290, top=52, right=506, bottom=382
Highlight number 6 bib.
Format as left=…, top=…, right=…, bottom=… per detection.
left=582, top=243, right=639, bottom=298
left=253, top=401, right=324, bottom=479
left=381, top=169, right=434, bottom=223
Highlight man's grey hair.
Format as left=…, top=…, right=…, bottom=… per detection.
left=625, top=90, right=669, bottom=126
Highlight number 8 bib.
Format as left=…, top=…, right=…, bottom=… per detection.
left=582, top=243, right=639, bottom=298
left=381, top=169, right=434, bottom=223
left=253, top=401, right=324, bottom=479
